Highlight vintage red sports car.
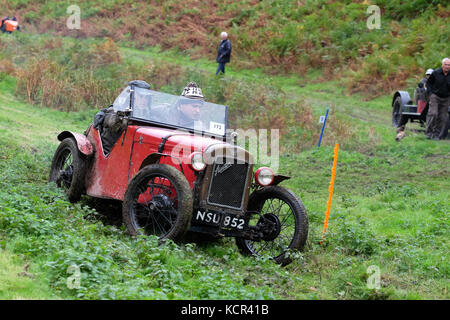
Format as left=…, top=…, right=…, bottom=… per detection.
left=50, top=80, right=308, bottom=265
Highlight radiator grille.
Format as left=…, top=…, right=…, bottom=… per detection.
left=207, top=160, right=249, bottom=209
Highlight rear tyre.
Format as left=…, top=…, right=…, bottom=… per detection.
left=236, top=186, right=308, bottom=266
left=123, top=164, right=193, bottom=242
left=49, top=138, right=86, bottom=203
left=392, top=96, right=403, bottom=127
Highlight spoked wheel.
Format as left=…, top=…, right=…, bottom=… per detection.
left=392, top=96, right=403, bottom=127
left=122, top=164, right=193, bottom=242
left=49, top=138, right=86, bottom=203
left=236, top=186, right=308, bottom=266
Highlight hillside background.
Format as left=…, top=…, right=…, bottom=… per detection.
left=2, top=0, right=449, bottom=97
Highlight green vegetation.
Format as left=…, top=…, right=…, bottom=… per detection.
left=1, top=29, right=449, bottom=299
left=0, top=249, right=59, bottom=299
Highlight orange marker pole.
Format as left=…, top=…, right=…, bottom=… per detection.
left=321, top=143, right=339, bottom=244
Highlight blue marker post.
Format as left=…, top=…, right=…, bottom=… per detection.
left=318, top=108, right=329, bottom=147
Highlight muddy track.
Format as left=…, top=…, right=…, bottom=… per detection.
left=302, top=96, right=390, bottom=126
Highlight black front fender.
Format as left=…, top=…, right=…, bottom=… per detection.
left=392, top=91, right=412, bottom=107
left=272, top=174, right=290, bottom=185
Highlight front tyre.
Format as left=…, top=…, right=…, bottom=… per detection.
left=49, top=138, right=86, bottom=203
left=236, top=186, right=308, bottom=266
left=122, top=164, right=193, bottom=242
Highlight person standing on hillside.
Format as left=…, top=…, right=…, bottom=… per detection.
left=0, top=16, right=9, bottom=32
left=1, top=16, right=20, bottom=33
left=216, top=32, right=232, bottom=75
left=426, top=58, right=450, bottom=140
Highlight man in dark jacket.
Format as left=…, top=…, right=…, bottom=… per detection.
left=216, top=32, right=232, bottom=75
left=426, top=58, right=450, bottom=140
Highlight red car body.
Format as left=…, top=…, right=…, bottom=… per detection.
left=70, top=125, right=223, bottom=200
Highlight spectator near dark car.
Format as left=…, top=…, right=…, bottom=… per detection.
left=426, top=58, right=450, bottom=140
left=414, top=69, right=433, bottom=106
left=395, top=68, right=433, bottom=141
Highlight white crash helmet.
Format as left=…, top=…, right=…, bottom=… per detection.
left=181, top=82, right=204, bottom=100
left=425, top=68, right=434, bottom=75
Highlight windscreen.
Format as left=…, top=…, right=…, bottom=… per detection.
left=131, top=87, right=228, bottom=136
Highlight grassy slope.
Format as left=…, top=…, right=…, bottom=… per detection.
left=0, top=248, right=59, bottom=299
left=0, top=36, right=449, bottom=299
left=0, top=76, right=86, bottom=299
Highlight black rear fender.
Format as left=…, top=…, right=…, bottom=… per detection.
left=392, top=91, right=412, bottom=107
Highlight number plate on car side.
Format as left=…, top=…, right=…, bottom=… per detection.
left=194, top=209, right=245, bottom=230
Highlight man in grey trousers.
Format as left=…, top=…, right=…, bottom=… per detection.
left=426, top=58, right=450, bottom=140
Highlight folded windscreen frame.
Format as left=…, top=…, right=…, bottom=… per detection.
left=112, top=86, right=131, bottom=112
left=112, top=80, right=151, bottom=113
left=128, top=80, right=151, bottom=90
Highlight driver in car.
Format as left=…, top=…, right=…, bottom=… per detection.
left=156, top=82, right=206, bottom=130
left=142, top=81, right=208, bottom=132
left=177, top=97, right=204, bottom=127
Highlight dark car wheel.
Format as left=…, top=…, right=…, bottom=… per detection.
left=123, top=164, right=193, bottom=242
left=49, top=138, right=86, bottom=203
left=236, top=186, right=309, bottom=266
left=392, top=96, right=403, bottom=127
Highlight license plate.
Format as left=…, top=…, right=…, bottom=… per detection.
left=194, top=209, right=245, bottom=230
